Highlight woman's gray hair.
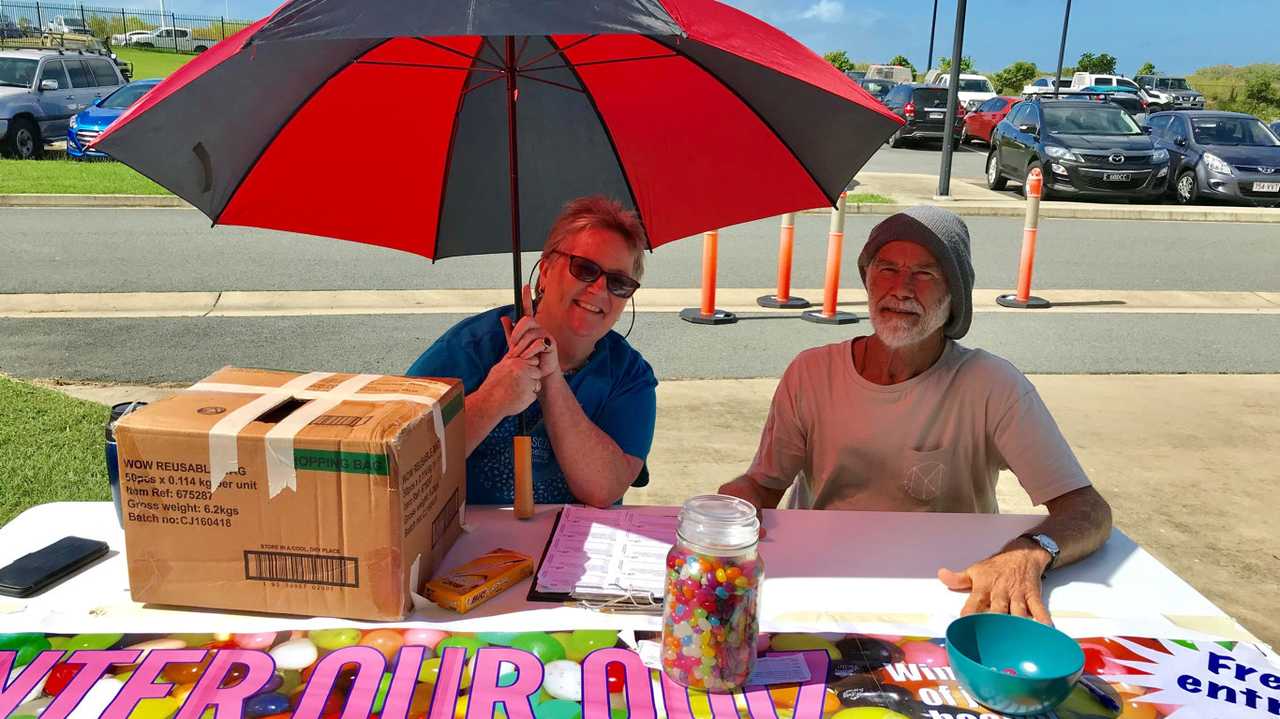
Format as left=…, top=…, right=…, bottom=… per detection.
left=542, top=196, right=647, bottom=280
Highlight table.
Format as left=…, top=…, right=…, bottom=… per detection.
left=0, top=501, right=1260, bottom=647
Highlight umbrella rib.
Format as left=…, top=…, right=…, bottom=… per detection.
left=518, top=34, right=596, bottom=71
left=514, top=74, right=584, bottom=94
left=463, top=73, right=506, bottom=95
left=483, top=37, right=505, bottom=67
left=355, top=59, right=500, bottom=73
left=522, top=53, right=679, bottom=73
left=413, top=36, right=502, bottom=70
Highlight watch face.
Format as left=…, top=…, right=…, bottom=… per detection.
left=1035, top=534, right=1059, bottom=555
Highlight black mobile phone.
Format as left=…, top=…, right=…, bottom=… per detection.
left=0, top=536, right=110, bottom=598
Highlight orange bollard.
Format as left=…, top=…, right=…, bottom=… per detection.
left=802, top=193, right=858, bottom=325
left=757, top=213, right=810, bottom=309
left=681, top=229, right=737, bottom=325
left=997, top=168, right=1051, bottom=309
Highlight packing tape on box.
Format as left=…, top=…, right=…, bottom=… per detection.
left=190, top=372, right=451, bottom=498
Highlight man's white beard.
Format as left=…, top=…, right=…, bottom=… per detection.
left=871, top=293, right=951, bottom=348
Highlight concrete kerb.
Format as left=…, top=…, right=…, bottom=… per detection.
left=0, top=194, right=190, bottom=208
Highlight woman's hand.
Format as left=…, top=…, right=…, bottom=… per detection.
left=501, top=284, right=560, bottom=379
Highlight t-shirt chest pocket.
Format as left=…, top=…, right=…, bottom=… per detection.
left=899, top=447, right=953, bottom=505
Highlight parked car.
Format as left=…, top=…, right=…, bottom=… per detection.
left=67, top=77, right=159, bottom=159
left=933, top=72, right=996, bottom=111
left=0, top=15, right=27, bottom=39
left=110, top=30, right=155, bottom=46
left=0, top=47, right=125, bottom=158
left=1021, top=76, right=1070, bottom=95
left=131, top=27, right=214, bottom=53
left=45, top=15, right=90, bottom=35
left=961, top=96, right=1020, bottom=145
left=1077, top=85, right=1147, bottom=116
left=859, top=78, right=897, bottom=101
left=1135, top=75, right=1205, bottom=111
left=1146, top=111, right=1280, bottom=207
left=1271, top=120, right=1280, bottom=138
left=865, top=64, right=914, bottom=84
left=1070, top=73, right=1159, bottom=108
left=987, top=97, right=1169, bottom=200
left=881, top=83, right=962, bottom=148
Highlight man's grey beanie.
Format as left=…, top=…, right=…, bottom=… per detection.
left=857, top=206, right=975, bottom=340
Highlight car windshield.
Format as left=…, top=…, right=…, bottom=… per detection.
left=1191, top=117, right=1280, bottom=147
left=862, top=80, right=894, bottom=95
left=958, top=78, right=993, bottom=93
left=1158, top=78, right=1190, bottom=90
left=1043, top=105, right=1142, bottom=135
left=0, top=57, right=38, bottom=87
left=100, top=82, right=154, bottom=109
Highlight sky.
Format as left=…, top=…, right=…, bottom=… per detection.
left=166, top=0, right=1275, bottom=77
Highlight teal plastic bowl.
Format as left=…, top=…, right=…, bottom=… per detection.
left=945, top=614, right=1084, bottom=716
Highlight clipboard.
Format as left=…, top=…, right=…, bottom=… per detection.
left=525, top=507, right=665, bottom=614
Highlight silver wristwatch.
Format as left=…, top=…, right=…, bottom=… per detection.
left=1021, top=532, right=1060, bottom=572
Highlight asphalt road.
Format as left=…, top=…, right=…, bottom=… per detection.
left=3, top=209, right=1278, bottom=294
left=3, top=312, right=1277, bottom=384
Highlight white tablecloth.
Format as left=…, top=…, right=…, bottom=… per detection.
left=0, top=502, right=1260, bottom=645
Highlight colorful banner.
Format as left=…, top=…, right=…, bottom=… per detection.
left=2, top=630, right=1277, bottom=719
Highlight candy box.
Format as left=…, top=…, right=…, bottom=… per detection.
left=113, top=367, right=466, bottom=621
left=423, top=548, right=535, bottom=613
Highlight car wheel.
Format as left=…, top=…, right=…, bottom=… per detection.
left=888, top=128, right=904, bottom=148
left=2, top=117, right=41, bottom=160
left=194, top=45, right=208, bottom=52
left=1175, top=170, right=1199, bottom=205
left=986, top=150, right=1007, bottom=190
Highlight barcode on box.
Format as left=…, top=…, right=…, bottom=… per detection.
left=244, top=550, right=359, bottom=587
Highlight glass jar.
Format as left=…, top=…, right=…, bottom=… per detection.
left=661, top=494, right=763, bottom=692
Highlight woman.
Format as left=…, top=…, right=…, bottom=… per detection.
left=407, top=196, right=657, bottom=507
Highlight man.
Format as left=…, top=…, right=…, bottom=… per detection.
left=408, top=196, right=656, bottom=507
left=719, top=206, right=1112, bottom=624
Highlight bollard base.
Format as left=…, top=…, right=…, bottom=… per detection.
left=757, top=294, right=811, bottom=309
left=801, top=310, right=858, bottom=325
left=680, top=308, right=738, bottom=325
left=996, top=294, right=1052, bottom=309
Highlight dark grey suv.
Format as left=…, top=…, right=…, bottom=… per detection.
left=881, top=83, right=961, bottom=148
left=987, top=98, right=1169, bottom=200
left=1147, top=111, right=1280, bottom=207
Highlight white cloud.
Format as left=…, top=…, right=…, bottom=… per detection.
left=799, top=0, right=845, bottom=23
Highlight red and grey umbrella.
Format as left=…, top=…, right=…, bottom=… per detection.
left=95, top=0, right=898, bottom=274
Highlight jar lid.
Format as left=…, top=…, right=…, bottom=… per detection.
left=677, top=494, right=760, bottom=551
left=105, top=400, right=148, bottom=441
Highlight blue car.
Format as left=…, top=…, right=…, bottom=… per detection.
left=67, top=78, right=160, bottom=159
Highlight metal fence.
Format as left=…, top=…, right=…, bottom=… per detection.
left=0, top=0, right=253, bottom=52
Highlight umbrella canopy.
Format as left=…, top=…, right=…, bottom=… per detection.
left=94, top=0, right=900, bottom=260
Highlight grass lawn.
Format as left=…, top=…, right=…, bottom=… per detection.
left=114, top=47, right=194, bottom=80
left=0, top=377, right=111, bottom=527
left=0, top=157, right=171, bottom=194
left=846, top=193, right=892, bottom=204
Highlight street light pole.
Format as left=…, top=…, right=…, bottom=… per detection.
left=1053, top=0, right=1073, bottom=98
left=925, top=0, right=938, bottom=80
left=935, top=0, right=966, bottom=197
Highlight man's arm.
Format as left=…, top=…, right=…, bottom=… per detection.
left=939, top=485, right=1113, bottom=623
left=718, top=366, right=807, bottom=510
left=538, top=370, right=642, bottom=508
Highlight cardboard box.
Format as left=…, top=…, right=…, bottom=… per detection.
left=114, top=367, right=465, bottom=620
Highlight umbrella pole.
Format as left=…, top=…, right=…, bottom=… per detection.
left=506, top=34, right=535, bottom=520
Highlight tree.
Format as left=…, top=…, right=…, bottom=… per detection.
left=887, top=55, right=917, bottom=74
left=1075, top=52, right=1118, bottom=75
left=823, top=50, right=854, bottom=73
left=937, top=56, right=975, bottom=73
left=992, top=61, right=1039, bottom=95
left=1136, top=62, right=1157, bottom=77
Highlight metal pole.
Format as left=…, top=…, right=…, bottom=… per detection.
left=504, top=35, right=535, bottom=520
left=36, top=2, right=43, bottom=34
left=936, top=0, right=967, bottom=197
left=121, top=8, right=128, bottom=39
left=925, top=0, right=938, bottom=81
left=220, top=16, right=225, bottom=40
left=78, top=4, right=86, bottom=35
left=1053, top=0, right=1072, bottom=99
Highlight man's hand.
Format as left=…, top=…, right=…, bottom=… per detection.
left=717, top=476, right=786, bottom=539
left=938, top=539, right=1053, bottom=624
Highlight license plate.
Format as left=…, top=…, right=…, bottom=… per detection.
left=1253, top=182, right=1280, bottom=192
left=928, top=112, right=944, bottom=119
left=1104, top=173, right=1131, bottom=182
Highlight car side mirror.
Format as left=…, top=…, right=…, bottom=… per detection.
left=1175, top=136, right=1188, bottom=147
left=1141, top=125, right=1153, bottom=134
left=39, top=79, right=59, bottom=91
left=1018, top=123, right=1038, bottom=135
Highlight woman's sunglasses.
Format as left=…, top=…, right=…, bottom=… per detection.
left=549, top=251, right=641, bottom=299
